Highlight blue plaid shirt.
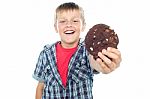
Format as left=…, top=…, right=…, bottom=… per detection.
left=33, top=40, right=95, bottom=99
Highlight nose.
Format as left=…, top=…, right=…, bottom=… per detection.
left=66, top=21, right=73, bottom=27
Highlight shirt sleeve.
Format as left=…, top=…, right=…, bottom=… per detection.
left=32, top=50, right=47, bottom=82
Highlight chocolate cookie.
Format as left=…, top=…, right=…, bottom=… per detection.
left=85, top=24, right=119, bottom=60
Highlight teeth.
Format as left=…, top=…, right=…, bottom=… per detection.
left=65, top=30, right=74, bottom=34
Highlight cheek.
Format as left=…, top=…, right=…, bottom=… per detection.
left=77, top=22, right=84, bottom=31
left=78, top=25, right=84, bottom=32
left=57, top=25, right=64, bottom=33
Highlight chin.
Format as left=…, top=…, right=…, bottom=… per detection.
left=65, top=40, right=79, bottom=45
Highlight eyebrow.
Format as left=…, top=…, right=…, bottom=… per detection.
left=57, top=17, right=81, bottom=20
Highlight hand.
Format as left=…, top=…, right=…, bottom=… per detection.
left=96, top=47, right=122, bottom=74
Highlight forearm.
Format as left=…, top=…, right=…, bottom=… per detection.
left=35, top=82, right=44, bottom=99
left=36, top=89, right=43, bottom=99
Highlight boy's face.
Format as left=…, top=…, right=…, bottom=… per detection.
left=55, top=10, right=85, bottom=48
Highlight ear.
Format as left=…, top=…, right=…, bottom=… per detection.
left=54, top=23, right=58, bottom=33
left=81, top=23, right=86, bottom=32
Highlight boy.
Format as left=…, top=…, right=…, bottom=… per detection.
left=33, top=2, right=122, bottom=99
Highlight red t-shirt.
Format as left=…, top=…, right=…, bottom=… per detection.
left=56, top=42, right=77, bottom=87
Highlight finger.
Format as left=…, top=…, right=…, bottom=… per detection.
left=107, top=48, right=122, bottom=64
left=102, top=49, right=118, bottom=60
left=109, top=61, right=117, bottom=70
left=96, top=58, right=111, bottom=74
left=98, top=51, right=119, bottom=70
left=98, top=52, right=112, bottom=65
left=107, top=47, right=121, bottom=56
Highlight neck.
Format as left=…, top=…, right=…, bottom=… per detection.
left=60, top=40, right=79, bottom=49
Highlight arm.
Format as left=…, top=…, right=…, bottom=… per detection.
left=35, top=82, right=44, bottom=99
left=89, top=47, right=122, bottom=74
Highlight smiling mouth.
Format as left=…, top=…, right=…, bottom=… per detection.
left=64, top=30, right=75, bottom=34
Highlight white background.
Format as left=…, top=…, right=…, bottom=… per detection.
left=0, top=0, right=150, bottom=99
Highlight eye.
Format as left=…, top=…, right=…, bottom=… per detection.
left=73, top=20, right=78, bottom=22
left=73, top=20, right=79, bottom=23
left=59, top=20, right=66, bottom=23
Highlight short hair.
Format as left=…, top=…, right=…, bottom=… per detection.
left=54, top=2, right=85, bottom=26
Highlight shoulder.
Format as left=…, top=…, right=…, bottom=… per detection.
left=37, top=42, right=58, bottom=59
left=43, top=42, right=58, bottom=52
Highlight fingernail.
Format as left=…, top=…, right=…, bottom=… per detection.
left=102, top=49, right=106, bottom=53
left=98, top=52, right=102, bottom=56
left=96, top=58, right=101, bottom=62
left=107, top=47, right=111, bottom=51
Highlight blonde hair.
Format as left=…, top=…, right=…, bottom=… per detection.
left=54, top=2, right=86, bottom=26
